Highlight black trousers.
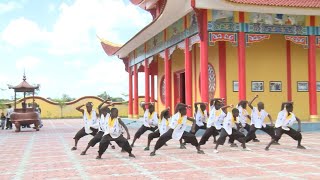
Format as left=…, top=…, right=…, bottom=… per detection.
left=6, top=118, right=12, bottom=129
left=199, top=126, right=220, bottom=145
left=229, top=123, right=256, bottom=143
left=98, top=134, right=132, bottom=156
left=88, top=131, right=104, bottom=147
left=190, top=123, right=207, bottom=135
left=217, top=128, right=246, bottom=145
left=246, top=125, right=275, bottom=142
left=134, top=125, right=157, bottom=139
left=148, top=130, right=161, bottom=140
left=73, top=127, right=98, bottom=140
left=154, top=129, right=199, bottom=150
left=273, top=127, right=302, bottom=142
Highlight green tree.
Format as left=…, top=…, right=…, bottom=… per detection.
left=53, top=94, right=75, bottom=118
left=97, top=91, right=111, bottom=100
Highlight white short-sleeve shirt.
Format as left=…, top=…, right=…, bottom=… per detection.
left=223, top=112, right=237, bottom=135
left=195, top=108, right=207, bottom=127
left=238, top=106, right=248, bottom=127
left=159, top=117, right=170, bottom=135
left=251, top=107, right=269, bottom=128
left=143, top=109, right=158, bottom=127
left=170, top=112, right=188, bottom=140
left=207, top=107, right=226, bottom=130
left=275, top=110, right=296, bottom=131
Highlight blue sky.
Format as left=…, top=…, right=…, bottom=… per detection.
left=0, top=0, right=151, bottom=100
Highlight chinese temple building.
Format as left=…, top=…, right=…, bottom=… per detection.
left=100, top=0, right=320, bottom=121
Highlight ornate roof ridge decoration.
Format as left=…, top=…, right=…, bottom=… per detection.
left=98, top=36, right=122, bottom=56
left=8, top=74, right=39, bottom=92
left=226, top=0, right=320, bottom=8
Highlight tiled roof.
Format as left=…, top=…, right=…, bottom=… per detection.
left=227, top=0, right=320, bottom=8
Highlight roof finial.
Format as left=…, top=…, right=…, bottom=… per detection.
left=23, top=69, right=26, bottom=81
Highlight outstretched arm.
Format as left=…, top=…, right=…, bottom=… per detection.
left=248, top=95, right=258, bottom=109
left=209, top=98, right=223, bottom=106
left=98, top=99, right=111, bottom=114
left=76, top=104, right=85, bottom=114
left=119, top=118, right=130, bottom=139
left=221, top=104, right=234, bottom=114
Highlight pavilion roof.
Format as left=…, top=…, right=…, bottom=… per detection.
left=8, top=75, right=39, bottom=92
left=227, top=0, right=320, bottom=8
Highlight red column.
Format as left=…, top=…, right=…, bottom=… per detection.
left=128, top=67, right=133, bottom=118
left=144, top=59, right=150, bottom=105
left=165, top=49, right=172, bottom=110
left=133, top=65, right=139, bottom=118
left=200, top=9, right=209, bottom=103
left=185, top=38, right=193, bottom=116
left=218, top=41, right=227, bottom=101
left=238, top=12, right=246, bottom=100
left=308, top=16, right=318, bottom=121
left=286, top=40, right=292, bottom=101
left=150, top=74, right=155, bottom=102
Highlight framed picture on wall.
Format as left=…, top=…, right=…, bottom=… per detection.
left=251, top=81, right=264, bottom=92
left=233, top=81, right=238, bottom=92
left=269, top=81, right=282, bottom=92
left=317, top=82, right=320, bottom=92
left=297, top=81, right=308, bottom=92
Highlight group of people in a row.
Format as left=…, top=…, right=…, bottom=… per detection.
left=71, top=95, right=306, bottom=159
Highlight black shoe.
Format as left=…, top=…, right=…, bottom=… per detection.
left=253, top=139, right=260, bottom=142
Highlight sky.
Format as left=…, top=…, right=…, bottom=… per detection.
left=0, top=0, right=152, bottom=100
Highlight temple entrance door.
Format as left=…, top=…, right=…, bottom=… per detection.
left=174, top=71, right=186, bottom=108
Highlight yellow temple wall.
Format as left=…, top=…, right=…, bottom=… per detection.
left=1, top=96, right=148, bottom=119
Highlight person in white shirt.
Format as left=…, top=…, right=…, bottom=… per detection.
left=245, top=95, right=275, bottom=143
left=265, top=102, right=305, bottom=150
left=198, top=99, right=230, bottom=146
left=80, top=100, right=118, bottom=155
left=131, top=102, right=158, bottom=147
left=5, top=105, right=13, bottom=130
left=214, top=108, right=250, bottom=153
left=192, top=102, right=209, bottom=134
left=234, top=100, right=259, bottom=142
left=150, top=103, right=205, bottom=156
left=71, top=102, right=99, bottom=151
left=144, top=107, right=170, bottom=151
left=97, top=108, right=135, bottom=159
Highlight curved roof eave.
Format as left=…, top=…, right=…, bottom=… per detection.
left=196, top=0, right=320, bottom=16
left=115, top=0, right=193, bottom=59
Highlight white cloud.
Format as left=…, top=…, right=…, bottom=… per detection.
left=63, top=60, right=85, bottom=68
left=0, top=1, right=21, bottom=14
left=45, top=0, right=152, bottom=55
left=1, top=17, right=48, bottom=47
left=15, top=56, right=41, bottom=70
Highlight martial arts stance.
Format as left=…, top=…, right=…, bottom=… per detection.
left=131, top=102, right=158, bottom=147
left=214, top=108, right=250, bottom=153
left=245, top=95, right=275, bottom=142
left=97, top=108, right=135, bottom=159
left=71, top=102, right=99, bottom=151
left=80, top=100, right=118, bottom=155
left=191, top=102, right=209, bottom=135
left=265, top=102, right=306, bottom=151
left=144, top=107, right=170, bottom=151
left=198, top=99, right=230, bottom=146
left=150, top=103, right=204, bottom=156
left=236, top=99, right=259, bottom=142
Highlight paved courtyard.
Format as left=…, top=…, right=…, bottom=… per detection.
left=0, top=119, right=319, bottom=180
